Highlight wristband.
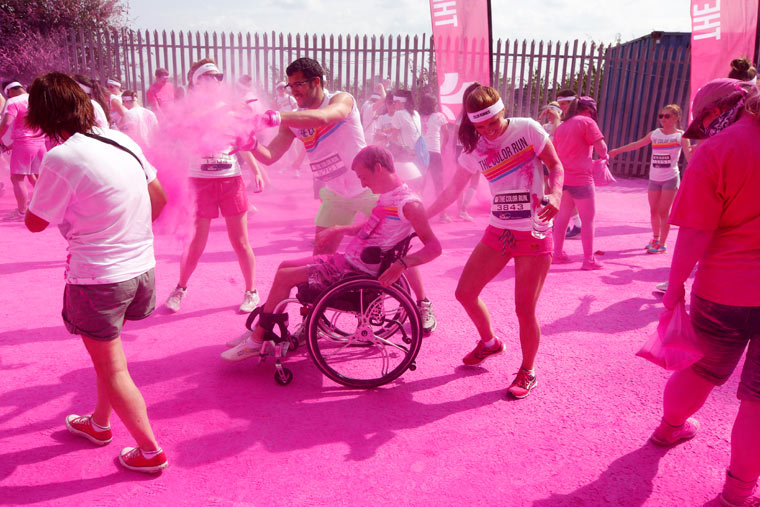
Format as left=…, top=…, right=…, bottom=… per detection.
left=265, top=109, right=281, bottom=127
left=397, top=258, right=408, bottom=269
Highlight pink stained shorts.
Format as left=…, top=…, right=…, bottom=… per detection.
left=481, top=225, right=553, bottom=257
left=191, top=176, right=248, bottom=219
left=10, top=140, right=46, bottom=175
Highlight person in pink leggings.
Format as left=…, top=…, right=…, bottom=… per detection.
left=0, top=81, right=47, bottom=221
left=653, top=78, right=760, bottom=507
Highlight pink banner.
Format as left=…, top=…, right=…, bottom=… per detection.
left=429, top=0, right=492, bottom=122
left=690, top=0, right=759, bottom=112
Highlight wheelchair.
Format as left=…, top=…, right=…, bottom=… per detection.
left=244, top=234, right=423, bottom=388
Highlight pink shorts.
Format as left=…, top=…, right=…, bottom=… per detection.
left=481, top=225, right=553, bottom=257
left=191, top=176, right=248, bottom=219
left=10, top=140, right=46, bottom=175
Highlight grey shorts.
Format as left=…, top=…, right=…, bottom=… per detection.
left=307, top=254, right=362, bottom=293
left=62, top=269, right=156, bottom=341
left=648, top=175, right=680, bottom=191
left=689, top=293, right=760, bottom=402
left=562, top=184, right=595, bottom=200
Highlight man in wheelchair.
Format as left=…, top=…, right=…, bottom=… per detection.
left=222, top=145, right=442, bottom=361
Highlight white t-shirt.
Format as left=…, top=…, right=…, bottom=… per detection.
left=458, top=117, right=549, bottom=231
left=289, top=90, right=366, bottom=197
left=110, top=94, right=123, bottom=126
left=189, top=150, right=242, bottom=179
left=275, top=94, right=297, bottom=112
left=344, top=184, right=422, bottom=275
left=391, top=109, right=422, bottom=150
left=649, top=128, right=683, bottom=182
left=422, top=112, right=448, bottom=153
left=29, top=128, right=158, bottom=285
left=120, top=106, right=159, bottom=150
left=91, top=100, right=109, bottom=129
left=4, top=94, right=46, bottom=143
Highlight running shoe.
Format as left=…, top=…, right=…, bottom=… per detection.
left=118, top=447, right=168, bottom=473
left=554, top=251, right=571, bottom=264
left=65, top=414, right=112, bottom=445
left=647, top=241, right=666, bottom=254
left=165, top=286, right=187, bottom=312
left=565, top=225, right=581, bottom=238
left=458, top=210, right=474, bottom=222
left=581, top=258, right=603, bottom=270
left=645, top=238, right=659, bottom=250
left=462, top=338, right=505, bottom=366
left=2, top=209, right=24, bottom=222
left=655, top=282, right=669, bottom=293
left=221, top=336, right=264, bottom=361
left=439, top=213, right=453, bottom=223
left=226, top=330, right=252, bottom=348
left=506, top=368, right=538, bottom=399
left=239, top=289, right=260, bottom=313
left=418, top=299, right=437, bottom=335
left=650, top=417, right=699, bottom=446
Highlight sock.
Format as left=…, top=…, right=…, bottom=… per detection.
left=571, top=215, right=582, bottom=227
left=483, top=337, right=497, bottom=348
left=141, top=447, right=163, bottom=458
left=417, top=298, right=429, bottom=305
left=91, top=418, right=110, bottom=431
left=522, top=367, right=535, bottom=376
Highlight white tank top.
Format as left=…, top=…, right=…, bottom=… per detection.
left=289, top=90, right=366, bottom=197
left=649, top=129, right=683, bottom=182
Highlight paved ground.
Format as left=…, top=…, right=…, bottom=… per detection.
left=0, top=169, right=741, bottom=506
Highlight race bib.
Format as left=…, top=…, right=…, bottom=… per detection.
left=310, top=153, right=347, bottom=181
left=492, top=191, right=531, bottom=220
left=200, top=153, right=234, bottom=172
left=652, top=153, right=671, bottom=168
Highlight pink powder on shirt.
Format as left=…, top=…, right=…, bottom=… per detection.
left=553, top=115, right=604, bottom=186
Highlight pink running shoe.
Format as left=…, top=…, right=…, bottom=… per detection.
left=118, top=447, right=168, bottom=473
left=462, top=338, right=505, bottom=366
left=65, top=414, right=112, bottom=445
left=553, top=251, right=571, bottom=264
left=650, top=417, right=700, bottom=446
left=581, top=258, right=603, bottom=270
left=507, top=368, right=538, bottom=399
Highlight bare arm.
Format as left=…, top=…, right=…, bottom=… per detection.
left=594, top=139, right=609, bottom=160
left=608, top=132, right=652, bottom=157
left=251, top=125, right=296, bottom=165
left=440, top=122, right=449, bottom=152
left=279, top=92, right=353, bottom=129
left=378, top=201, right=442, bottom=286
left=426, top=167, right=474, bottom=218
left=537, top=140, right=564, bottom=220
left=681, top=136, right=692, bottom=163
left=662, top=226, right=713, bottom=309
left=0, top=113, right=12, bottom=141
left=147, top=178, right=168, bottom=221
left=237, top=150, right=265, bottom=190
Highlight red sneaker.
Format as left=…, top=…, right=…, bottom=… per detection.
left=118, top=446, right=168, bottom=473
left=65, top=414, right=112, bottom=446
left=507, top=369, right=538, bottom=399
left=462, top=338, right=505, bottom=366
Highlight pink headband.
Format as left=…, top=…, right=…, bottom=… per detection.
left=467, top=98, right=504, bottom=123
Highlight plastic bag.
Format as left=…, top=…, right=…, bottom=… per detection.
left=636, top=300, right=703, bottom=370
left=592, top=159, right=616, bottom=187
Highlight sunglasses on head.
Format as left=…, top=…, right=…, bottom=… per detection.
left=658, top=113, right=672, bottom=119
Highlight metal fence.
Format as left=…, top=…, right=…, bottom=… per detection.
left=62, top=29, right=691, bottom=177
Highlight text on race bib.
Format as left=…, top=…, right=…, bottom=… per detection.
left=492, top=191, right=531, bottom=220
left=310, top=153, right=347, bottom=181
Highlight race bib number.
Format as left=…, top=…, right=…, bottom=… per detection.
left=492, top=192, right=531, bottom=220
left=310, top=153, right=347, bottom=181
left=200, top=153, right=234, bottom=172
left=652, top=153, right=671, bottom=168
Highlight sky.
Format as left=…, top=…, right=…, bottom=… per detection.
left=125, top=0, right=692, bottom=44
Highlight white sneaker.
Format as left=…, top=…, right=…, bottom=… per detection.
left=655, top=282, right=669, bottom=293
left=221, top=336, right=264, bottom=361
left=458, top=210, right=474, bottom=222
left=439, top=213, right=453, bottom=223
left=226, top=330, right=252, bottom=348
left=239, top=290, right=260, bottom=313
left=418, top=299, right=437, bottom=335
left=2, top=209, right=24, bottom=222
left=165, top=286, right=187, bottom=312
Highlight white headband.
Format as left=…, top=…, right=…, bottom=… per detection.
left=3, top=81, right=22, bottom=95
left=467, top=98, right=505, bottom=123
left=556, top=96, right=576, bottom=103
left=393, top=96, right=407, bottom=103
left=546, top=104, right=562, bottom=114
left=77, top=82, right=92, bottom=95
left=106, top=79, right=121, bottom=88
left=122, top=95, right=135, bottom=102
left=191, top=62, right=221, bottom=85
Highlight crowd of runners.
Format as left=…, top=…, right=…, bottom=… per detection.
left=2, top=54, right=758, bottom=507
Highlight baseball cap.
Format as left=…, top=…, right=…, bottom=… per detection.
left=684, top=78, right=745, bottom=139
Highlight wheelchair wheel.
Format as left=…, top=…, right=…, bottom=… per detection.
left=306, top=279, right=422, bottom=388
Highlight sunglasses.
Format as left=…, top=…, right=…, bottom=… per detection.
left=198, top=73, right=223, bottom=82
left=285, top=77, right=316, bottom=90
left=658, top=113, right=672, bottom=119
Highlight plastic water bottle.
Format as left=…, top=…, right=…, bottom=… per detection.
left=531, top=197, right=553, bottom=239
